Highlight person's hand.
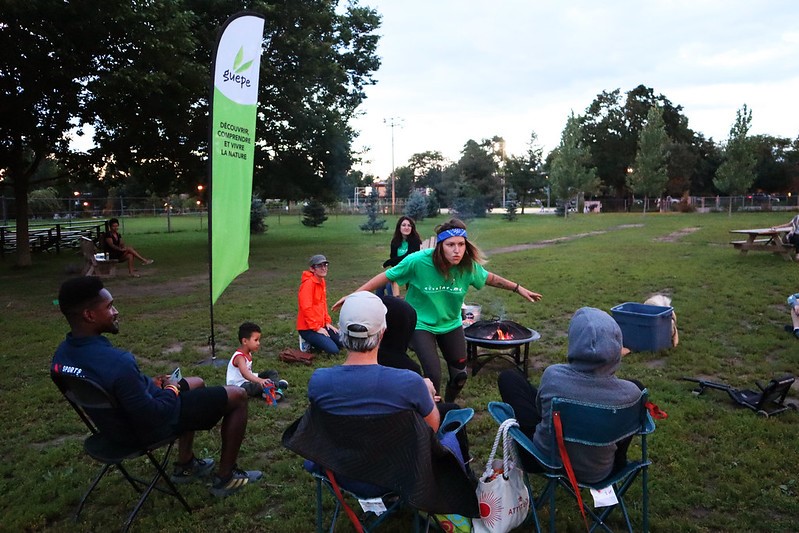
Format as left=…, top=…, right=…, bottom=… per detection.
left=328, top=324, right=339, bottom=335
left=517, top=285, right=542, bottom=302
left=317, top=327, right=330, bottom=337
left=423, top=378, right=439, bottom=401
left=152, top=374, right=170, bottom=388
left=331, top=296, right=346, bottom=311
left=260, top=378, right=274, bottom=389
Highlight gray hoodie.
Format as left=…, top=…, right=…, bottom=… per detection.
left=532, top=307, right=643, bottom=483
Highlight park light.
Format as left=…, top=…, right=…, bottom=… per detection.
left=196, top=200, right=201, bottom=206
left=82, top=201, right=89, bottom=207
left=73, top=191, right=80, bottom=196
left=197, top=184, right=204, bottom=191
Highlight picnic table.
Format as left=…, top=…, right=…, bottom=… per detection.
left=729, top=228, right=795, bottom=261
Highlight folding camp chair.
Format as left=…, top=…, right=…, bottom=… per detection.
left=51, top=370, right=190, bottom=532
left=682, top=375, right=796, bottom=417
left=283, top=406, right=479, bottom=532
left=488, top=394, right=656, bottom=533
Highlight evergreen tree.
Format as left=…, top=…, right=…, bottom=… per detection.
left=549, top=112, right=599, bottom=218
left=426, top=190, right=441, bottom=218
left=359, top=191, right=387, bottom=233
left=628, top=105, right=670, bottom=214
left=713, top=104, right=757, bottom=215
left=301, top=198, right=328, bottom=227
left=404, top=190, right=428, bottom=221
left=503, top=189, right=519, bottom=221
left=250, top=197, right=268, bottom=234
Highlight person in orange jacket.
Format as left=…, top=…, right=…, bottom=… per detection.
left=297, top=255, right=343, bottom=354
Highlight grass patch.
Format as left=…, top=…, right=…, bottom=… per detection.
left=1, top=211, right=798, bottom=532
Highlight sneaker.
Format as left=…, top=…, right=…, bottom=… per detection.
left=277, top=379, right=289, bottom=390
left=299, top=334, right=311, bottom=352
left=233, top=464, right=263, bottom=482
left=143, top=259, right=154, bottom=265
left=171, top=456, right=215, bottom=484
left=209, top=470, right=249, bottom=498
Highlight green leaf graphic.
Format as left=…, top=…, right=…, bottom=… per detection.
left=234, top=59, right=253, bottom=74
left=233, top=47, right=244, bottom=70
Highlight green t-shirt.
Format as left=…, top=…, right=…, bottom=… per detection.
left=397, top=240, right=408, bottom=257
left=386, top=248, right=488, bottom=334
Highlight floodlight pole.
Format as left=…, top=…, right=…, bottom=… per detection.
left=384, top=117, right=402, bottom=214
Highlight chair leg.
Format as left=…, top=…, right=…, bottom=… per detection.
left=122, top=446, right=190, bottom=532
left=316, top=477, right=324, bottom=533
left=74, top=464, right=112, bottom=520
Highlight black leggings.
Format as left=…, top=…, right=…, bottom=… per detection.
left=410, top=327, right=467, bottom=395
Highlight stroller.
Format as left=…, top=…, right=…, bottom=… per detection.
left=682, top=375, right=797, bottom=417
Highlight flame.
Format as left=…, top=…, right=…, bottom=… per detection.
left=494, top=327, right=513, bottom=340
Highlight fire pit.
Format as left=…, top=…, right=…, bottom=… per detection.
left=463, top=318, right=540, bottom=376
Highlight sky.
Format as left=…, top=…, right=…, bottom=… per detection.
left=350, top=0, right=799, bottom=179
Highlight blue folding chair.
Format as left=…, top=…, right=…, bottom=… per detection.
left=488, top=393, right=656, bottom=533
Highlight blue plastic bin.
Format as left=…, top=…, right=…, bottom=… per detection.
left=611, top=302, right=673, bottom=352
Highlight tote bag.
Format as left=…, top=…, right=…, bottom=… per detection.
left=473, top=418, right=530, bottom=533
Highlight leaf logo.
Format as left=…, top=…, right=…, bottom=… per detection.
left=233, top=46, right=254, bottom=74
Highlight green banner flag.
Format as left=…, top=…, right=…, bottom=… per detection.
left=210, top=13, right=265, bottom=304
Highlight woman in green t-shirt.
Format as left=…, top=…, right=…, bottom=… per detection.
left=333, top=218, right=542, bottom=402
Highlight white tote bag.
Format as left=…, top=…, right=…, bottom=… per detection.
left=473, top=418, right=531, bottom=533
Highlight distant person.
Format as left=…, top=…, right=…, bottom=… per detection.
left=334, top=218, right=542, bottom=402
left=770, top=214, right=799, bottom=259
left=379, top=216, right=423, bottom=297
left=52, top=276, right=261, bottom=498
left=497, top=307, right=644, bottom=483
left=103, top=217, right=153, bottom=277
left=297, top=254, right=343, bottom=354
left=226, top=322, right=287, bottom=400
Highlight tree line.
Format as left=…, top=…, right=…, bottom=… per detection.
left=3, top=1, right=798, bottom=265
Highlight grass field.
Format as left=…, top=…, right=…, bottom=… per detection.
left=1, top=210, right=797, bottom=532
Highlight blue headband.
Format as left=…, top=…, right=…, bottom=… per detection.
left=436, top=228, right=468, bottom=243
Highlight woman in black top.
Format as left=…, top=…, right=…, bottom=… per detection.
left=103, top=218, right=153, bottom=277
left=382, top=216, right=422, bottom=296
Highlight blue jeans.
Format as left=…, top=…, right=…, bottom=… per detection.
left=299, top=327, right=343, bottom=354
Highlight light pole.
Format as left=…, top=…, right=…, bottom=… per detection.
left=384, top=117, right=403, bottom=214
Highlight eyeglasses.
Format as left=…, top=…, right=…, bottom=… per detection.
left=313, top=263, right=329, bottom=269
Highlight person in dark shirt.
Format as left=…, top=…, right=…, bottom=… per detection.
left=52, top=276, right=260, bottom=498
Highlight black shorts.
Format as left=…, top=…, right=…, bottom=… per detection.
left=175, top=385, right=228, bottom=433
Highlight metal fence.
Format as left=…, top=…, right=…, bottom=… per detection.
left=2, top=194, right=798, bottom=226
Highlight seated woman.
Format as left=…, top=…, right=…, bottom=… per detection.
left=498, top=307, right=644, bottom=484
left=296, top=254, right=343, bottom=354
left=103, top=218, right=153, bottom=277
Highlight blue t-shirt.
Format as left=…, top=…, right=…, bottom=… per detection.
left=308, top=365, right=435, bottom=418
left=52, top=334, right=180, bottom=444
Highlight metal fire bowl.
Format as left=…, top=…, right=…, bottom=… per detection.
left=463, top=322, right=541, bottom=348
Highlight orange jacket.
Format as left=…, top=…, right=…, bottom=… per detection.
left=296, top=270, right=331, bottom=331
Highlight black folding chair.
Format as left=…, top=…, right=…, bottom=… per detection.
left=51, top=370, right=191, bottom=532
left=682, top=375, right=796, bottom=417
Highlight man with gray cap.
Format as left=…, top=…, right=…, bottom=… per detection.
left=297, top=254, right=343, bottom=354
left=497, top=307, right=644, bottom=484
left=307, top=291, right=440, bottom=430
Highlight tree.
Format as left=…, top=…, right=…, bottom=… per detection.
left=713, top=104, right=757, bottom=215
left=549, top=113, right=599, bottom=218
left=445, top=139, right=500, bottom=217
left=627, top=105, right=670, bottom=213
left=580, top=85, right=697, bottom=197
left=503, top=189, right=518, bottom=222
left=505, top=132, right=544, bottom=213
left=404, top=190, right=428, bottom=222
left=359, top=191, right=387, bottom=233
left=1, top=0, right=382, bottom=266
left=301, top=198, right=328, bottom=227
left=250, top=197, right=268, bottom=234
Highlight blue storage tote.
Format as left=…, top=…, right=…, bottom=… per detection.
left=611, top=302, right=673, bottom=352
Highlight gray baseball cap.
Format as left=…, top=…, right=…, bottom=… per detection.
left=309, top=254, right=329, bottom=267
left=338, top=292, right=387, bottom=338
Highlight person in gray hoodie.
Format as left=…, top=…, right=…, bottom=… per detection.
left=497, top=307, right=643, bottom=484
